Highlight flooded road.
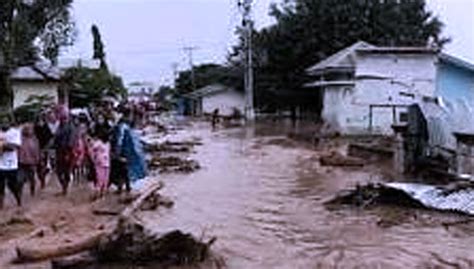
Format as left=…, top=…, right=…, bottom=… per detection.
left=143, top=122, right=474, bottom=269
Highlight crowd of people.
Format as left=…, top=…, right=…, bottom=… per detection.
left=0, top=103, right=148, bottom=209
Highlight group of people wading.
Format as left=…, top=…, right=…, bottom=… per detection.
left=0, top=104, right=147, bottom=209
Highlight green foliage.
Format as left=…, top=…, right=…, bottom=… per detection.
left=0, top=0, right=75, bottom=107
left=153, top=85, right=176, bottom=110
left=65, top=66, right=126, bottom=108
left=175, top=63, right=242, bottom=95
left=65, top=22, right=125, bottom=108
left=14, top=94, right=55, bottom=123
left=231, top=0, right=448, bottom=111
left=40, top=8, right=76, bottom=66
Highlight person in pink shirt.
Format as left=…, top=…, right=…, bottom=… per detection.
left=89, top=132, right=110, bottom=197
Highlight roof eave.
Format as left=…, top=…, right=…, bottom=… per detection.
left=304, top=80, right=355, bottom=88
left=356, top=48, right=437, bottom=54
left=307, top=66, right=354, bottom=76
left=439, top=53, right=474, bottom=73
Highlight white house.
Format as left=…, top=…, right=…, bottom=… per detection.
left=185, top=84, right=245, bottom=116
left=10, top=65, right=61, bottom=108
left=307, top=41, right=440, bottom=135
left=127, top=82, right=160, bottom=103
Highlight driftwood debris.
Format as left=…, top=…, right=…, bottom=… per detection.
left=95, top=222, right=216, bottom=266
left=149, top=156, right=201, bottom=174
left=320, top=151, right=365, bottom=167
left=15, top=181, right=165, bottom=263
left=326, top=183, right=426, bottom=209
left=144, top=140, right=203, bottom=154
left=51, top=252, right=96, bottom=269
left=16, top=232, right=106, bottom=263
left=119, top=181, right=164, bottom=224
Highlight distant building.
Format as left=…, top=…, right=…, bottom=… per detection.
left=127, top=82, right=159, bottom=103
left=11, top=64, right=62, bottom=108
left=184, top=84, right=245, bottom=116
left=306, top=41, right=474, bottom=135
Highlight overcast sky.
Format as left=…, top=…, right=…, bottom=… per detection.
left=63, top=0, right=474, bottom=86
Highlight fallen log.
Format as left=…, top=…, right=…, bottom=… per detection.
left=15, top=181, right=165, bottom=263
left=16, top=232, right=106, bottom=263
left=119, top=181, right=164, bottom=224
left=51, top=252, right=96, bottom=269
left=320, top=151, right=365, bottom=167
left=92, top=209, right=120, bottom=216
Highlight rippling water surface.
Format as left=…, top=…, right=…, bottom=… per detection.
left=142, top=122, right=474, bottom=269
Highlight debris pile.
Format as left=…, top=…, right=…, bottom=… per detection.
left=327, top=181, right=474, bottom=216
left=326, top=183, right=425, bottom=209
left=149, top=156, right=201, bottom=174
left=49, top=223, right=215, bottom=269
left=320, top=151, right=365, bottom=167
left=94, top=222, right=216, bottom=266
left=12, top=182, right=217, bottom=269
left=144, top=140, right=203, bottom=154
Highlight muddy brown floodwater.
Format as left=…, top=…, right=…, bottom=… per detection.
left=142, top=122, right=474, bottom=269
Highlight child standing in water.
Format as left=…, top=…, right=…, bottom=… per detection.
left=89, top=132, right=110, bottom=197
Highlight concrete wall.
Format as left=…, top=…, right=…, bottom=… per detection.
left=356, top=53, right=437, bottom=95
left=321, top=85, right=354, bottom=133
left=202, top=91, right=245, bottom=116
left=12, top=81, right=59, bottom=108
left=351, top=53, right=437, bottom=134
left=437, top=62, right=474, bottom=106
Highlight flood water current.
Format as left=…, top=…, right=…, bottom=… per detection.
left=141, top=122, right=474, bottom=269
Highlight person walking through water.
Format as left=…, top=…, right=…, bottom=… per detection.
left=111, top=109, right=147, bottom=193
left=19, top=123, right=40, bottom=197
left=211, top=108, right=219, bottom=129
left=0, top=114, right=22, bottom=208
left=54, top=105, right=76, bottom=195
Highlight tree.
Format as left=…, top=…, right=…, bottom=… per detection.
left=0, top=0, right=75, bottom=107
left=175, top=63, right=242, bottom=95
left=230, top=0, right=449, bottom=112
left=65, top=23, right=126, bottom=108
left=91, top=24, right=108, bottom=70
left=65, top=66, right=126, bottom=108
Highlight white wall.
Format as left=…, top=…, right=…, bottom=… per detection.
left=202, top=91, right=245, bottom=116
left=350, top=53, right=436, bottom=134
left=322, top=85, right=354, bottom=133
left=12, top=81, right=59, bottom=108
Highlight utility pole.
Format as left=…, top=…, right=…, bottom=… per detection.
left=171, top=62, right=179, bottom=88
left=238, top=0, right=255, bottom=120
left=183, top=46, right=199, bottom=92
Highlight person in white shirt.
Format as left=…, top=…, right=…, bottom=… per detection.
left=0, top=115, right=22, bottom=209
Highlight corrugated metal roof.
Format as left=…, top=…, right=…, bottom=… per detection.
left=306, top=41, right=375, bottom=75
left=357, top=47, right=437, bottom=54
left=184, top=84, right=232, bottom=99
left=440, top=53, right=474, bottom=73
left=386, top=182, right=474, bottom=215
